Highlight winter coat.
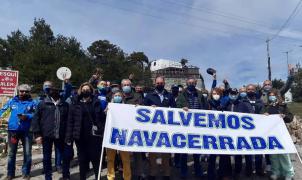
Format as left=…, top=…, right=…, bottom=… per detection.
left=124, top=92, right=143, bottom=105
left=264, top=103, right=293, bottom=123
left=65, top=95, right=105, bottom=143
left=31, top=96, right=69, bottom=139
left=0, top=96, right=36, bottom=132
left=144, top=89, right=176, bottom=108
left=176, top=89, right=208, bottom=109
left=225, top=99, right=252, bottom=113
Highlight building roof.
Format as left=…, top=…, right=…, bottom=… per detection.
left=150, top=59, right=182, bottom=71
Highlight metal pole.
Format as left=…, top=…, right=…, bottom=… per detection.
left=284, top=51, right=289, bottom=76
left=98, top=105, right=111, bottom=180
left=62, top=81, right=64, bottom=90
left=295, top=144, right=302, bottom=166
left=283, top=50, right=293, bottom=76
left=266, top=39, right=272, bottom=80
left=97, top=144, right=105, bottom=180
left=286, top=52, right=289, bottom=68
left=297, top=152, right=302, bottom=166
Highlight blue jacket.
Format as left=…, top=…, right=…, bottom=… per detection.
left=144, top=89, right=176, bottom=108
left=62, top=82, right=73, bottom=101
left=220, top=96, right=230, bottom=109
left=96, top=92, right=108, bottom=111
left=0, top=96, right=36, bottom=132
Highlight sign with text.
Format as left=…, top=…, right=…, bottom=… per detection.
left=103, top=103, right=297, bottom=155
left=0, top=70, right=19, bottom=96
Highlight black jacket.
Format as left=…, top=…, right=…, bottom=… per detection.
left=264, top=103, right=293, bottom=123
left=208, top=99, right=225, bottom=111
left=144, top=89, right=176, bottom=108
left=246, top=97, right=264, bottom=114
left=31, top=96, right=69, bottom=139
left=65, top=95, right=105, bottom=143
left=225, top=99, right=252, bottom=113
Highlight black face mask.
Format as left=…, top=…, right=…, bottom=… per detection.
left=172, top=90, right=179, bottom=96
left=82, top=91, right=91, bottom=98
left=247, top=91, right=256, bottom=98
left=19, top=94, right=26, bottom=100
left=156, top=85, right=164, bottom=92
left=44, top=88, right=51, bottom=95
left=19, top=92, right=30, bottom=100
left=187, top=85, right=196, bottom=92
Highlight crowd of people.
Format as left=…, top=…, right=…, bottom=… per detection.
left=0, top=67, right=296, bottom=180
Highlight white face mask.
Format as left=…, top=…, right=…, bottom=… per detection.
left=212, top=95, right=220, bottom=101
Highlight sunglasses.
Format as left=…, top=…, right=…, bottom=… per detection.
left=19, top=90, right=29, bottom=93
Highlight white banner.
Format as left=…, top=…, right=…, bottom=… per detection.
left=102, top=103, right=297, bottom=155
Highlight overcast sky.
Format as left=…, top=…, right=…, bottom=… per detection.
left=1, top=0, right=302, bottom=89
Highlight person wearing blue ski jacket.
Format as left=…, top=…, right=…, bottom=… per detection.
left=0, top=84, right=36, bottom=180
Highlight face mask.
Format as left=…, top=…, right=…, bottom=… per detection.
left=97, top=85, right=106, bottom=91
left=122, top=86, right=132, bottom=94
left=187, top=85, right=196, bottom=92
left=99, top=87, right=107, bottom=94
left=263, top=85, right=272, bottom=92
left=203, top=94, right=208, bottom=98
left=156, top=85, right=164, bottom=92
left=43, top=86, right=51, bottom=95
left=19, top=90, right=30, bottom=99
left=82, top=91, right=91, bottom=98
left=229, top=94, right=238, bottom=101
left=247, top=91, right=255, bottom=98
left=19, top=93, right=25, bottom=100
left=43, top=83, right=51, bottom=89
left=269, top=96, right=277, bottom=102
left=240, top=92, right=247, bottom=98
left=212, top=95, right=220, bottom=101
left=172, top=90, right=178, bottom=96
left=113, top=96, right=122, bottom=103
